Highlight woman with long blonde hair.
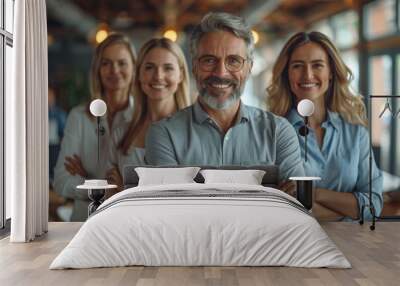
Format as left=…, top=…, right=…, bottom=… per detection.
left=105, top=38, right=191, bottom=187
left=54, top=33, right=136, bottom=221
left=267, top=31, right=382, bottom=221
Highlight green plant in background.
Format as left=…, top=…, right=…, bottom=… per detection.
left=60, top=68, right=90, bottom=111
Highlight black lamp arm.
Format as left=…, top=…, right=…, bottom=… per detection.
left=298, top=116, right=309, bottom=162
left=97, top=117, right=100, bottom=166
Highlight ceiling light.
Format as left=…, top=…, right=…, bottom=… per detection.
left=96, top=29, right=108, bottom=44
left=48, top=34, right=54, bottom=46
left=163, top=29, right=178, bottom=42
left=252, top=30, right=259, bottom=45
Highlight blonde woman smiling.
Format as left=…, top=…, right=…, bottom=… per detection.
left=105, top=38, right=191, bottom=188
left=267, top=31, right=382, bottom=221
left=54, top=33, right=136, bottom=221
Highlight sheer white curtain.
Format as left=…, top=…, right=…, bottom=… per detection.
left=6, top=0, right=48, bottom=242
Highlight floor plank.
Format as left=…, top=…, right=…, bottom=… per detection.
left=0, top=222, right=399, bottom=286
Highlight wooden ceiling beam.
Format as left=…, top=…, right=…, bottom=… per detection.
left=301, top=1, right=350, bottom=25
left=240, top=0, right=280, bottom=27
left=268, top=10, right=307, bottom=30
left=47, top=0, right=98, bottom=36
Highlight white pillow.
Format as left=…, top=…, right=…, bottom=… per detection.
left=135, top=167, right=201, bottom=186
left=200, top=169, right=266, bottom=185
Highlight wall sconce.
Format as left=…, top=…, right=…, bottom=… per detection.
left=297, top=99, right=315, bottom=162
left=89, top=99, right=107, bottom=165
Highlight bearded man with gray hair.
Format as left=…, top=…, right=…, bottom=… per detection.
left=145, top=12, right=304, bottom=184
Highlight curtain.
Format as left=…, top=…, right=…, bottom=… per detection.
left=7, top=0, right=48, bottom=242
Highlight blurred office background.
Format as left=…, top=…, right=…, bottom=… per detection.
left=45, top=0, right=400, bottom=220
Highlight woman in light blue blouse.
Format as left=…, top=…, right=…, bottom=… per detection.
left=267, top=31, right=383, bottom=221
left=105, top=38, right=191, bottom=190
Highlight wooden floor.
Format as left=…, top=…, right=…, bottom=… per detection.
left=0, top=222, right=399, bottom=286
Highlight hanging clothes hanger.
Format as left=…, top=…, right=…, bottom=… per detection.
left=378, top=98, right=392, bottom=118
left=394, top=106, right=400, bottom=118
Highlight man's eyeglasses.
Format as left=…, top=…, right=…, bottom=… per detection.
left=197, top=55, right=248, bottom=72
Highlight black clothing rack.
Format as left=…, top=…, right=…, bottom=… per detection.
left=360, top=95, right=400, bottom=230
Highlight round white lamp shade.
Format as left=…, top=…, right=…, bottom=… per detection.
left=89, top=99, right=107, bottom=117
left=297, top=99, right=315, bottom=117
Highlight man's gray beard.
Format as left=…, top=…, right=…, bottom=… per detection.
left=199, top=88, right=242, bottom=110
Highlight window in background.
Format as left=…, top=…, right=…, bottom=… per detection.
left=5, top=0, right=13, bottom=33
left=312, top=11, right=360, bottom=92
left=5, top=43, right=12, bottom=221
left=243, top=50, right=268, bottom=109
left=396, top=54, right=400, bottom=175
left=369, top=55, right=393, bottom=173
left=364, top=0, right=397, bottom=39
left=242, top=77, right=257, bottom=108
left=258, top=41, right=284, bottom=111
left=310, top=19, right=334, bottom=40
left=331, top=10, right=359, bottom=49
left=1, top=0, right=14, bottom=230
left=342, top=50, right=360, bottom=93
left=0, top=37, right=3, bottom=229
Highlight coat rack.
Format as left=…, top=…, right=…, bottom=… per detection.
left=360, top=95, right=400, bottom=230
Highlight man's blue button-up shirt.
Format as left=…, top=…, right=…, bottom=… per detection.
left=145, top=100, right=305, bottom=181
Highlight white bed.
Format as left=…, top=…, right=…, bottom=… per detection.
left=50, top=182, right=351, bottom=269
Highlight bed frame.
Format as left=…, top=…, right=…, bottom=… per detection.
left=123, top=165, right=279, bottom=189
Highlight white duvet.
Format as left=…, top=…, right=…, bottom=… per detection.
left=50, top=183, right=351, bottom=269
